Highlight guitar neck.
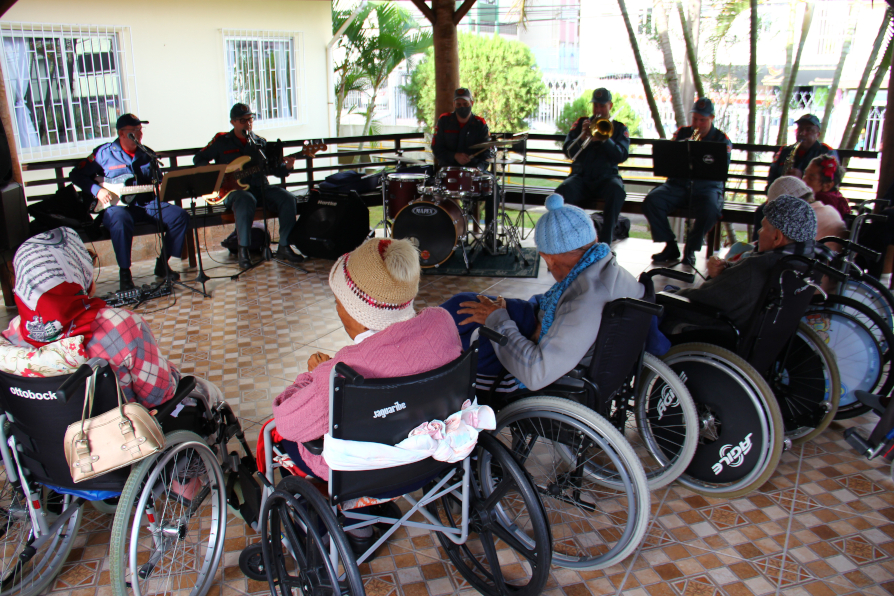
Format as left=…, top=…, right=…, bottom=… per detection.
left=232, top=150, right=307, bottom=181
left=117, top=184, right=156, bottom=195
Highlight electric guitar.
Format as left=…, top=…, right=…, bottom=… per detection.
left=208, top=140, right=327, bottom=205
left=91, top=175, right=157, bottom=213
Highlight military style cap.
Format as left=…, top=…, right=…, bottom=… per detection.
left=590, top=88, right=612, bottom=104
left=454, top=88, right=474, bottom=101
left=691, top=97, right=715, bottom=117
left=115, top=114, right=147, bottom=129
left=230, top=103, right=255, bottom=120
left=795, top=114, right=821, bottom=128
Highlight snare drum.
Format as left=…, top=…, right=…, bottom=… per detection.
left=471, top=171, right=494, bottom=196
left=385, top=173, right=427, bottom=218
left=436, top=166, right=478, bottom=195
left=392, top=197, right=466, bottom=268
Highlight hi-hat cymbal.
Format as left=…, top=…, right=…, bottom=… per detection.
left=487, top=156, right=523, bottom=164
left=375, top=153, right=431, bottom=165
left=468, top=139, right=517, bottom=150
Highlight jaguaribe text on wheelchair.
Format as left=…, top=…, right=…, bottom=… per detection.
left=0, top=357, right=256, bottom=596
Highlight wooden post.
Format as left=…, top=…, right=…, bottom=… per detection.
left=876, top=60, right=894, bottom=202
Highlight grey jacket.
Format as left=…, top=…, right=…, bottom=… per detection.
left=485, top=252, right=644, bottom=390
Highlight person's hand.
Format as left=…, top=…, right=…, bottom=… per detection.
left=579, top=119, right=591, bottom=138
left=455, top=152, right=472, bottom=165
left=307, top=352, right=332, bottom=372
left=457, top=295, right=507, bottom=326
left=97, top=188, right=113, bottom=207
left=787, top=167, right=803, bottom=179
left=706, top=255, right=729, bottom=278
left=283, top=156, right=296, bottom=170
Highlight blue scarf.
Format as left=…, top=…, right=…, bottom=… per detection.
left=539, top=243, right=610, bottom=342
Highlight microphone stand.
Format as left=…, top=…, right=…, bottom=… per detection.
left=129, top=134, right=208, bottom=299
left=230, top=132, right=307, bottom=281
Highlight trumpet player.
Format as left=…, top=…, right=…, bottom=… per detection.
left=644, top=98, right=732, bottom=266
left=556, top=88, right=630, bottom=244
left=767, top=114, right=837, bottom=187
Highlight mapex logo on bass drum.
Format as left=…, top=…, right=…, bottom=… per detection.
left=412, top=206, right=438, bottom=216
left=703, top=154, right=715, bottom=165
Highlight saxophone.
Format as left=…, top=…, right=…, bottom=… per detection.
left=782, top=142, right=800, bottom=175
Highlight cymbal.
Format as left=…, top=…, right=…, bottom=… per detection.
left=375, top=153, right=431, bottom=165
left=468, top=139, right=517, bottom=150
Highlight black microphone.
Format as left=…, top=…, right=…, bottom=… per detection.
left=245, top=132, right=256, bottom=146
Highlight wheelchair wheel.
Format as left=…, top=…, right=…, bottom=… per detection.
left=492, top=397, right=650, bottom=570
left=838, top=274, right=894, bottom=333
left=664, top=344, right=785, bottom=498
left=109, top=431, right=227, bottom=596
left=631, top=353, right=699, bottom=489
left=804, top=299, right=889, bottom=419
left=430, top=432, right=551, bottom=595
left=0, top=469, right=82, bottom=596
left=769, top=322, right=840, bottom=445
left=260, top=475, right=364, bottom=596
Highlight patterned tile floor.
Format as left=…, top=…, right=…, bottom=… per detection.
left=1, top=236, right=892, bottom=596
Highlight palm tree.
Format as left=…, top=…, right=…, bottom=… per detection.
left=841, top=8, right=892, bottom=147
left=843, top=35, right=893, bottom=151
left=776, top=1, right=815, bottom=145
left=618, top=0, right=666, bottom=137
left=676, top=1, right=704, bottom=98
left=820, top=2, right=858, bottom=139
left=332, top=2, right=371, bottom=136
left=655, top=0, right=687, bottom=127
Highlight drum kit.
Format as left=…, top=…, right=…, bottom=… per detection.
left=378, top=134, right=529, bottom=271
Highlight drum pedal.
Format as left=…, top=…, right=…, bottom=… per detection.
left=844, top=428, right=872, bottom=456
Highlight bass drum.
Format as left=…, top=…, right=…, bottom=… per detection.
left=392, top=198, right=465, bottom=268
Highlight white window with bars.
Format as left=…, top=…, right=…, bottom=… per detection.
left=222, top=29, right=305, bottom=128
left=0, top=22, right=138, bottom=161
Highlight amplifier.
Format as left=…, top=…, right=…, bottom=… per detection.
left=100, top=282, right=172, bottom=308
left=0, top=182, right=27, bottom=251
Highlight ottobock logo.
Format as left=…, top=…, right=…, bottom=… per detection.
left=656, top=384, right=679, bottom=420
left=412, top=206, right=438, bottom=216
left=9, top=387, right=57, bottom=401
left=711, top=433, right=753, bottom=475
left=373, top=401, right=407, bottom=419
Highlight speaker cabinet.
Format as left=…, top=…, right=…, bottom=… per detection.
left=0, top=182, right=28, bottom=251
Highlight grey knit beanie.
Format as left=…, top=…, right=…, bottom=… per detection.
left=534, top=194, right=597, bottom=254
left=764, top=195, right=817, bottom=243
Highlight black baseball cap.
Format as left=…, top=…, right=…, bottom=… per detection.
left=795, top=114, right=821, bottom=128
left=590, top=88, right=612, bottom=104
left=454, top=88, right=474, bottom=102
left=116, top=114, right=147, bottom=129
left=230, top=103, right=255, bottom=120
left=691, top=97, right=715, bottom=117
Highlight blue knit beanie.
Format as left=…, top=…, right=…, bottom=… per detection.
left=534, top=194, right=597, bottom=254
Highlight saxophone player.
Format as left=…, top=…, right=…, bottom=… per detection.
left=644, top=98, right=732, bottom=266
left=767, top=114, right=838, bottom=187
left=556, top=88, right=630, bottom=244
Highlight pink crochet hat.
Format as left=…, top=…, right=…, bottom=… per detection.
left=329, top=238, right=420, bottom=330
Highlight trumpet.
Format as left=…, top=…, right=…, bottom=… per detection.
left=568, top=118, right=614, bottom=161
left=689, top=128, right=702, bottom=141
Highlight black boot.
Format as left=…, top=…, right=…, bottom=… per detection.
left=154, top=257, right=180, bottom=280
left=237, top=247, right=252, bottom=269
left=651, top=243, right=681, bottom=263
left=274, top=244, right=305, bottom=263
left=119, top=268, right=135, bottom=292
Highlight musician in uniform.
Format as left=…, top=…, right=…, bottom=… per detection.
left=557, top=88, right=630, bottom=244
left=643, top=98, right=733, bottom=266
left=69, top=114, right=190, bottom=292
left=193, top=103, right=304, bottom=269
left=767, top=114, right=838, bottom=187
left=431, top=88, right=495, bottom=228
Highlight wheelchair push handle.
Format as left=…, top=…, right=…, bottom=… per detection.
left=56, top=358, right=107, bottom=403
left=813, top=261, right=847, bottom=282
left=643, top=268, right=696, bottom=284
left=819, top=237, right=881, bottom=262
left=335, top=362, right=365, bottom=385
left=621, top=298, right=664, bottom=318
left=479, top=327, right=509, bottom=346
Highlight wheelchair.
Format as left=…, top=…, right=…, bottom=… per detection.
left=476, top=268, right=698, bottom=570
left=0, top=358, right=253, bottom=596
left=245, top=333, right=553, bottom=596
left=657, top=254, right=844, bottom=498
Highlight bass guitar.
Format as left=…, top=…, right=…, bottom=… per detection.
left=208, top=140, right=327, bottom=205
left=91, top=175, right=157, bottom=213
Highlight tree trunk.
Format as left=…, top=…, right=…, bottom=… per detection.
left=618, top=0, right=666, bottom=137
left=676, top=0, right=704, bottom=98
left=842, top=8, right=892, bottom=147
left=820, top=3, right=858, bottom=140
left=747, top=0, right=757, bottom=202
left=431, top=0, right=461, bottom=123
left=655, top=0, right=687, bottom=127
left=776, top=2, right=815, bottom=145
left=843, top=38, right=893, bottom=151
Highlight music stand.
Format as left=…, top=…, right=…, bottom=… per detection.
left=160, top=165, right=228, bottom=297
left=652, top=139, right=729, bottom=270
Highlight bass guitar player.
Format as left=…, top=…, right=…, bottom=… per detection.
left=193, top=103, right=320, bottom=269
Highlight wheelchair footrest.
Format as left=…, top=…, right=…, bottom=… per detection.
left=844, top=428, right=872, bottom=456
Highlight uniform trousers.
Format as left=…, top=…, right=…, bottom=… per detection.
left=225, top=186, right=297, bottom=248
left=102, top=200, right=190, bottom=269
left=642, top=181, right=723, bottom=253
left=556, top=174, right=626, bottom=244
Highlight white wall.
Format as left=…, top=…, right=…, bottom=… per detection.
left=2, top=0, right=332, bottom=157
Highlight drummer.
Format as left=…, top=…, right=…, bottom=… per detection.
left=431, top=88, right=496, bottom=231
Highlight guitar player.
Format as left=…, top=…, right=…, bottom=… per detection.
left=70, top=114, right=190, bottom=292
left=193, top=103, right=304, bottom=269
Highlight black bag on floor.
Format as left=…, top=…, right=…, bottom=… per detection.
left=220, top=222, right=271, bottom=254
left=289, top=190, right=370, bottom=260
left=318, top=170, right=382, bottom=194
left=27, top=184, right=99, bottom=234
left=591, top=212, right=631, bottom=241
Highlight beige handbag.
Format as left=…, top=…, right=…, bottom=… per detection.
left=64, top=370, right=165, bottom=483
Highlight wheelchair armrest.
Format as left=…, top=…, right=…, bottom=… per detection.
left=302, top=438, right=325, bottom=456
left=657, top=292, right=724, bottom=319
left=153, top=376, right=197, bottom=422
left=564, top=366, right=585, bottom=380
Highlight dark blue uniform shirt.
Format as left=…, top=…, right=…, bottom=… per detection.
left=69, top=139, right=157, bottom=203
